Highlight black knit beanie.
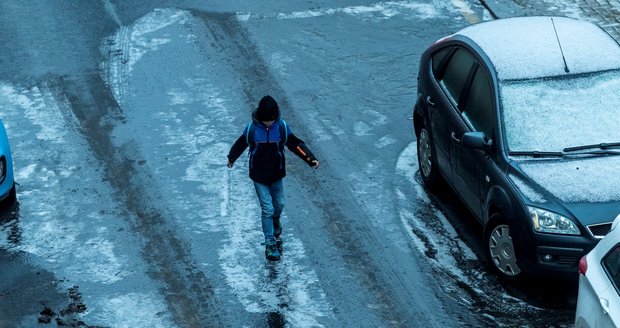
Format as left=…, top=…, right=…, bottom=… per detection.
left=256, top=95, right=279, bottom=121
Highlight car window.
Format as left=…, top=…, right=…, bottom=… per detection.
left=432, top=47, right=453, bottom=77
left=439, top=48, right=475, bottom=105
left=462, top=66, right=494, bottom=137
left=603, top=244, right=620, bottom=294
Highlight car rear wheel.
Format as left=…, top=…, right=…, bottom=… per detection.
left=417, top=126, right=439, bottom=187
left=484, top=213, right=522, bottom=279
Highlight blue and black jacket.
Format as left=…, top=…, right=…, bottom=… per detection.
left=227, top=111, right=317, bottom=185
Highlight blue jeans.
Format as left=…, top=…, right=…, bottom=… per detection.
left=254, top=179, right=285, bottom=244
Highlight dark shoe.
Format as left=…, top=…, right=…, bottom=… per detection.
left=276, top=237, right=283, bottom=252
left=265, top=243, right=281, bottom=261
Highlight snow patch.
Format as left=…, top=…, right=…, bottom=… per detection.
left=239, top=1, right=443, bottom=21
left=1, top=84, right=67, bottom=143
left=127, top=9, right=190, bottom=73
left=92, top=292, right=172, bottom=328
left=375, top=135, right=397, bottom=148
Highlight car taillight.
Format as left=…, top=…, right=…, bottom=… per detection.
left=579, top=255, right=588, bottom=275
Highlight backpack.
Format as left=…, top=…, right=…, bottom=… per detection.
left=245, top=120, right=288, bottom=149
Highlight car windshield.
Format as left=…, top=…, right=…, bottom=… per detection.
left=500, top=70, right=620, bottom=152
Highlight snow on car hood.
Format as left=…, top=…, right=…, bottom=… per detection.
left=518, top=156, right=620, bottom=203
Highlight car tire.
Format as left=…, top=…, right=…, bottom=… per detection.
left=0, top=183, right=16, bottom=207
left=484, top=213, right=522, bottom=280
left=417, top=125, right=439, bottom=187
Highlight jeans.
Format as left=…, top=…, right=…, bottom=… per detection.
left=253, top=179, right=285, bottom=244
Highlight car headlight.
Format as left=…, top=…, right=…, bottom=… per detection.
left=528, top=206, right=580, bottom=235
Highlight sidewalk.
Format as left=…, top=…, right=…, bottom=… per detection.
left=485, top=0, right=620, bottom=41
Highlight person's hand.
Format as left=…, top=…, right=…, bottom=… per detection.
left=310, top=160, right=319, bottom=169
left=227, top=160, right=234, bottom=168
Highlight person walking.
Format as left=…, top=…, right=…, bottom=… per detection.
left=227, top=95, right=319, bottom=261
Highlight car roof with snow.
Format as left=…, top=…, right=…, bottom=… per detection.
left=455, top=16, right=620, bottom=81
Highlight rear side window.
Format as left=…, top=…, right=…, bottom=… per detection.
left=462, top=66, right=494, bottom=137
left=440, top=48, right=475, bottom=105
left=603, top=244, right=620, bottom=294
left=432, top=47, right=452, bottom=76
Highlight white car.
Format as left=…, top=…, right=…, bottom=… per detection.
left=575, top=214, right=620, bottom=328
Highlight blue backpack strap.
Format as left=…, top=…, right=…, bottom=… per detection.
left=245, top=122, right=255, bottom=146
left=279, top=120, right=288, bottom=145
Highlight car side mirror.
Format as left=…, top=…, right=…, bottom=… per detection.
left=612, top=213, right=620, bottom=231
left=461, top=131, right=492, bottom=151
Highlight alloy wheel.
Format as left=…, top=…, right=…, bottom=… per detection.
left=418, top=128, right=432, bottom=179
left=488, top=224, right=521, bottom=277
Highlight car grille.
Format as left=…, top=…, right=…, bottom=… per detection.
left=587, top=222, right=613, bottom=239
left=557, top=255, right=580, bottom=267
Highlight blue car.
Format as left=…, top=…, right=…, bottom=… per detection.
left=0, top=119, right=15, bottom=204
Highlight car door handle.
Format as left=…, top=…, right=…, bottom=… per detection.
left=426, top=96, right=435, bottom=107
left=451, top=132, right=461, bottom=144
left=600, top=298, right=610, bottom=315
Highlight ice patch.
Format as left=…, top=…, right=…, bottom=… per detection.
left=1, top=84, right=68, bottom=143
left=362, top=109, right=388, bottom=126
left=168, top=89, right=194, bottom=105
left=239, top=1, right=443, bottom=21
left=305, top=111, right=338, bottom=142
left=16, top=163, right=37, bottom=180
left=102, top=9, right=192, bottom=103
left=127, top=9, right=190, bottom=73
left=68, top=236, right=128, bottom=284
left=353, top=121, right=372, bottom=137
left=270, top=52, right=295, bottom=77
left=375, top=135, right=396, bottom=148
left=91, top=292, right=173, bottom=328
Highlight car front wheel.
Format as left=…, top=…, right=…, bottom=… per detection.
left=484, top=213, right=522, bottom=279
left=417, top=126, right=439, bottom=187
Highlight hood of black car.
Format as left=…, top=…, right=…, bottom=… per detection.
left=510, top=155, right=620, bottom=226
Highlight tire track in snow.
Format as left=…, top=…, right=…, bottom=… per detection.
left=102, top=9, right=333, bottom=327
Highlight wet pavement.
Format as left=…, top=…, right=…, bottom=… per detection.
left=0, top=1, right=618, bottom=327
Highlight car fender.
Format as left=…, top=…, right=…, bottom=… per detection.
left=484, top=184, right=514, bottom=226
left=413, top=93, right=429, bottom=137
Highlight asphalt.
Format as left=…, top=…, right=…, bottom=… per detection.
left=1, top=1, right=619, bottom=327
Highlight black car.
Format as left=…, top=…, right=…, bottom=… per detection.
left=413, top=16, right=620, bottom=280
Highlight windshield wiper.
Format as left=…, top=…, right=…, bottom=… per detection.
left=510, top=149, right=620, bottom=158
left=508, top=150, right=565, bottom=157
left=563, top=142, right=620, bottom=152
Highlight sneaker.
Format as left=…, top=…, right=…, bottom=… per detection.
left=265, top=243, right=281, bottom=261
left=276, top=237, right=283, bottom=252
